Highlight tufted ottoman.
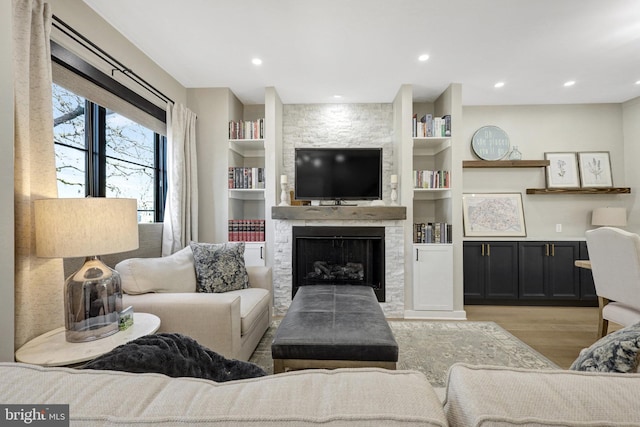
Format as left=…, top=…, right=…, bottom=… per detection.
left=271, top=285, right=398, bottom=373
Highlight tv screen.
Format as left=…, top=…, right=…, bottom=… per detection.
left=294, top=148, right=382, bottom=201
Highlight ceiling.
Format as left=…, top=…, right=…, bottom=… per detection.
left=82, top=0, right=640, bottom=106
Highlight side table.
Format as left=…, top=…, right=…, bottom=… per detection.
left=15, top=312, right=161, bottom=367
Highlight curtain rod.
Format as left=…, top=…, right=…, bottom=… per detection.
left=52, top=15, right=174, bottom=105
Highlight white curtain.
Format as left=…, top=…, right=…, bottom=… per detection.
left=13, top=0, right=65, bottom=348
left=162, top=102, right=199, bottom=255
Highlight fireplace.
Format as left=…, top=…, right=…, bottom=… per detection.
left=292, top=226, right=385, bottom=301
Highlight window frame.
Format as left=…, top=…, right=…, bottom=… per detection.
left=51, top=41, right=167, bottom=222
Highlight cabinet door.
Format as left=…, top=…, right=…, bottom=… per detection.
left=579, top=241, right=597, bottom=300
left=463, top=242, right=486, bottom=301
left=413, top=245, right=453, bottom=311
left=463, top=242, right=518, bottom=302
left=485, top=242, right=519, bottom=299
left=244, top=242, right=265, bottom=267
left=546, top=241, right=580, bottom=299
left=519, top=242, right=548, bottom=299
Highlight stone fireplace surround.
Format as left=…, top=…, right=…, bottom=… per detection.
left=272, top=217, right=405, bottom=318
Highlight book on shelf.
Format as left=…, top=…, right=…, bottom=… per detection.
left=228, top=167, right=265, bottom=189
left=228, top=219, right=265, bottom=242
left=413, top=170, right=450, bottom=188
left=228, top=118, right=264, bottom=140
left=412, top=114, right=452, bottom=138
left=413, top=222, right=452, bottom=243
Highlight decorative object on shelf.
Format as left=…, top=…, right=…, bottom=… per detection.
left=279, top=174, right=289, bottom=206
left=508, top=146, right=522, bottom=160
left=390, top=174, right=399, bottom=206
left=471, top=125, right=510, bottom=160
left=462, top=193, right=526, bottom=237
left=578, top=151, right=613, bottom=188
left=592, top=207, right=627, bottom=227
left=289, top=190, right=310, bottom=206
left=34, top=198, right=139, bottom=343
left=544, top=152, right=580, bottom=188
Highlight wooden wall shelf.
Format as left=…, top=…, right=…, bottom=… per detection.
left=271, top=206, right=407, bottom=220
left=526, top=187, right=631, bottom=195
left=463, top=160, right=550, bottom=168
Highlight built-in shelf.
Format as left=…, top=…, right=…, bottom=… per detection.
left=271, top=206, right=407, bottom=221
left=463, top=160, right=550, bottom=168
left=526, top=187, right=631, bottom=195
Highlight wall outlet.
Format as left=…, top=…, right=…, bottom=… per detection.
left=555, top=224, right=562, bottom=233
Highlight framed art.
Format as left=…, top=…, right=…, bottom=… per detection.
left=544, top=152, right=580, bottom=188
left=578, top=151, right=613, bottom=187
left=462, top=193, right=526, bottom=237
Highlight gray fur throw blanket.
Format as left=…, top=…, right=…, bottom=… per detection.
left=83, top=333, right=266, bottom=382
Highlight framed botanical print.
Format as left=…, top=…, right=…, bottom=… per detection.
left=544, top=152, right=580, bottom=188
left=462, top=193, right=526, bottom=237
left=578, top=151, right=613, bottom=187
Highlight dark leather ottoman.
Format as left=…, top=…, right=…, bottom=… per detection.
left=271, top=285, right=398, bottom=373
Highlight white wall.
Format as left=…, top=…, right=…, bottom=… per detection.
left=0, top=0, right=15, bottom=362
left=623, top=97, right=640, bottom=231
left=463, top=104, right=630, bottom=238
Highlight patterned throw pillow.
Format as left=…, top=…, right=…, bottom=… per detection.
left=570, top=322, right=640, bottom=373
left=189, top=242, right=249, bottom=293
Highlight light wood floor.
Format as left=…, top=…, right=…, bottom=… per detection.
left=465, top=305, right=621, bottom=369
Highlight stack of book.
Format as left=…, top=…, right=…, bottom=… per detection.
left=412, top=114, right=451, bottom=138
left=229, top=119, right=264, bottom=140
left=228, top=167, right=265, bottom=189
left=413, top=170, right=450, bottom=188
left=228, top=220, right=265, bottom=242
left=413, top=223, right=452, bottom=243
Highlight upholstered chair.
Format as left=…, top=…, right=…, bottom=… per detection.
left=585, top=226, right=640, bottom=337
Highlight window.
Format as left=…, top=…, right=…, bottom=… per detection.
left=52, top=84, right=166, bottom=223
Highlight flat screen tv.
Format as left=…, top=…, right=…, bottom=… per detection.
left=294, top=148, right=382, bottom=202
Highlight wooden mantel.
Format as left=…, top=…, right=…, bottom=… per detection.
left=271, top=206, right=407, bottom=221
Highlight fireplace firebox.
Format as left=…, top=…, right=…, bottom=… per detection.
left=292, top=226, right=385, bottom=301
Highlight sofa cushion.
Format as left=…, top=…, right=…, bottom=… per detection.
left=190, top=242, right=249, bottom=293
left=226, top=287, right=271, bottom=335
left=1, top=364, right=446, bottom=426
left=115, top=246, right=196, bottom=294
left=570, top=321, right=640, bottom=373
left=444, top=363, right=640, bottom=427
left=83, top=333, right=266, bottom=382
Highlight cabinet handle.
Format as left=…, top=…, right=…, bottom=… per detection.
left=481, top=244, right=485, bottom=256
left=551, top=244, right=555, bottom=257
left=416, top=248, right=419, bottom=261
left=260, top=246, right=263, bottom=259
left=486, top=244, right=490, bottom=256
left=545, top=244, right=549, bottom=256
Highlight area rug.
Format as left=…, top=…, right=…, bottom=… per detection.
left=249, top=320, right=559, bottom=387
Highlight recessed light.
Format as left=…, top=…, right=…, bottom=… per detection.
left=635, top=80, right=640, bottom=85
left=494, top=82, right=505, bottom=88
left=333, top=95, right=342, bottom=99
left=251, top=58, right=263, bottom=66
left=418, top=54, right=430, bottom=62
left=564, top=80, right=576, bottom=87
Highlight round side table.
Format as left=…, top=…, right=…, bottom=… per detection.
left=15, top=312, right=161, bottom=367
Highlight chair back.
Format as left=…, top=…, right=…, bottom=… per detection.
left=585, top=226, right=640, bottom=308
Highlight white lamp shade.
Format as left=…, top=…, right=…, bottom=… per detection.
left=592, top=207, right=627, bottom=227
left=34, top=198, right=139, bottom=258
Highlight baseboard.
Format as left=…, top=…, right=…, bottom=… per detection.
left=403, top=310, right=467, bottom=320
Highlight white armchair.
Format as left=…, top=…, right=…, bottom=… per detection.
left=585, top=226, right=640, bottom=337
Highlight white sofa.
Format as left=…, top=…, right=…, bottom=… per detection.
left=63, top=223, right=272, bottom=361
left=2, top=362, right=640, bottom=426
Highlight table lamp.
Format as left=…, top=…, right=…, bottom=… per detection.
left=591, top=207, right=627, bottom=227
left=34, top=198, right=139, bottom=342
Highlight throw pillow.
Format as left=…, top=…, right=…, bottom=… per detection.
left=83, top=333, right=266, bottom=382
left=570, top=321, right=640, bottom=373
left=190, top=242, right=249, bottom=293
left=115, top=246, right=196, bottom=294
